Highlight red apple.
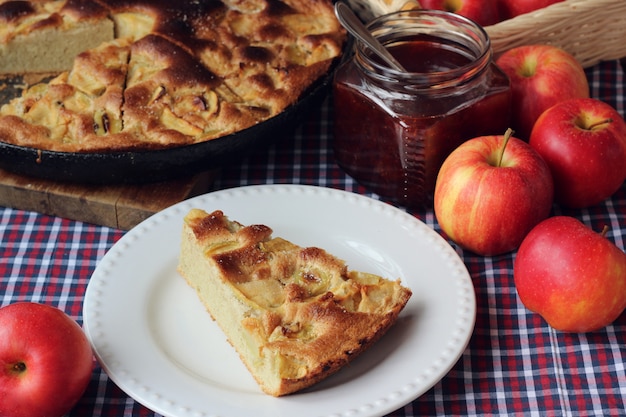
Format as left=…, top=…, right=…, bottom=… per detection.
left=419, top=0, right=500, bottom=26
left=529, top=98, right=626, bottom=208
left=514, top=216, right=626, bottom=332
left=499, top=0, right=564, bottom=20
left=0, top=302, right=94, bottom=417
left=434, top=130, right=553, bottom=256
left=496, top=44, right=589, bottom=140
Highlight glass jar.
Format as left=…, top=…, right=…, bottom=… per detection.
left=333, top=10, right=511, bottom=207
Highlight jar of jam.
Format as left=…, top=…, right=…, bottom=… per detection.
left=333, top=10, right=511, bottom=207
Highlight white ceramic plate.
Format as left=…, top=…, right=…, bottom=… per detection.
left=83, top=184, right=475, bottom=417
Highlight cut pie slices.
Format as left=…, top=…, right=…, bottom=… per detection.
left=177, top=208, right=412, bottom=396
left=0, top=0, right=114, bottom=74
left=0, top=37, right=132, bottom=151
left=0, top=0, right=345, bottom=153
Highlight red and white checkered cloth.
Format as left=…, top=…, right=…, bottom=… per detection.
left=1, top=59, right=625, bottom=416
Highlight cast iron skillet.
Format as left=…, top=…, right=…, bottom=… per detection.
left=0, top=66, right=336, bottom=185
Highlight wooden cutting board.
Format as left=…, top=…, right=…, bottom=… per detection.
left=0, top=169, right=215, bottom=230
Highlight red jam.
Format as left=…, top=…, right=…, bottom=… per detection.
left=333, top=11, right=511, bottom=208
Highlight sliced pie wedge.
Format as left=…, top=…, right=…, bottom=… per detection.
left=177, top=208, right=412, bottom=396
left=0, top=0, right=114, bottom=74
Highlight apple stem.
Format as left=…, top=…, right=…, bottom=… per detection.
left=587, top=118, right=613, bottom=130
left=601, top=225, right=609, bottom=237
left=497, top=128, right=514, bottom=168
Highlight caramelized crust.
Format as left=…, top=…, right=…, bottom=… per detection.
left=0, top=0, right=110, bottom=34
left=0, top=0, right=345, bottom=152
left=177, top=209, right=412, bottom=396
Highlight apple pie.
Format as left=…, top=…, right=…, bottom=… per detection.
left=177, top=208, right=412, bottom=396
left=0, top=0, right=345, bottom=152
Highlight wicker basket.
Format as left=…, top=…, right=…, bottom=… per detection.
left=346, top=0, right=626, bottom=68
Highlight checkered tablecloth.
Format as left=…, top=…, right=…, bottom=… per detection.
left=1, top=59, right=625, bottom=416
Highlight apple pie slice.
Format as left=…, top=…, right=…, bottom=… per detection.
left=0, top=0, right=114, bottom=74
left=0, top=37, right=132, bottom=151
left=177, top=208, right=412, bottom=396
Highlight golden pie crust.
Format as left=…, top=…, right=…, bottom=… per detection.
left=0, top=0, right=345, bottom=152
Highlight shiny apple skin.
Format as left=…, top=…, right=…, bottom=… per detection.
left=434, top=134, right=554, bottom=256
left=529, top=98, right=626, bottom=208
left=419, top=0, right=501, bottom=26
left=514, top=216, right=626, bottom=332
left=496, top=44, right=589, bottom=140
left=499, top=0, right=564, bottom=19
left=0, top=302, right=94, bottom=417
